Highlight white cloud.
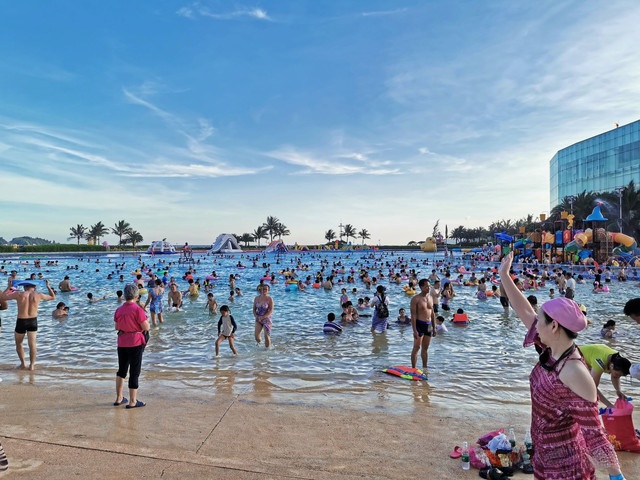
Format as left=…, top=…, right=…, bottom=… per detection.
left=267, top=146, right=399, bottom=175
left=361, top=8, right=407, bottom=17
left=177, top=4, right=272, bottom=21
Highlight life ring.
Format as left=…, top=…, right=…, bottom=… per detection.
left=261, top=276, right=272, bottom=281
left=206, top=276, right=218, bottom=280
left=312, top=283, right=321, bottom=289
left=138, top=288, right=148, bottom=295
left=404, top=289, right=417, bottom=295
left=285, top=284, right=298, bottom=292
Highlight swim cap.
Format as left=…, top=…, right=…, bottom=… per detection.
left=541, top=297, right=587, bottom=333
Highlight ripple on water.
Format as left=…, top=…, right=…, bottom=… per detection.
left=0, top=252, right=638, bottom=411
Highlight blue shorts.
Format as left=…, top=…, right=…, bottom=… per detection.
left=416, top=319, right=432, bottom=337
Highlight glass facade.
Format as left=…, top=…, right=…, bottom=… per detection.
left=550, top=120, right=640, bottom=208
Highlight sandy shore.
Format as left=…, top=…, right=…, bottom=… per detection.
left=1, top=376, right=639, bottom=479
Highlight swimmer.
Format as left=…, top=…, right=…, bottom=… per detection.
left=623, top=298, right=640, bottom=323
left=600, top=320, right=616, bottom=339
left=253, top=284, right=274, bottom=348
left=204, top=293, right=218, bottom=315
left=323, top=312, right=343, bottom=334
left=215, top=305, right=238, bottom=356
left=52, top=302, right=68, bottom=319
left=396, top=308, right=411, bottom=325
left=410, top=279, right=436, bottom=370
left=58, top=275, right=74, bottom=292
left=0, top=280, right=56, bottom=370
left=435, top=315, right=448, bottom=333
left=87, top=292, right=107, bottom=303
left=144, top=279, right=165, bottom=326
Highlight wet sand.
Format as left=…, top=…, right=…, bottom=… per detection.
left=1, top=377, right=639, bottom=479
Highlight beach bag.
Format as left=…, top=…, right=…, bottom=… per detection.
left=376, top=294, right=389, bottom=318
left=601, top=398, right=640, bottom=453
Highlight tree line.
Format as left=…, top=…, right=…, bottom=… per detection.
left=442, top=181, right=640, bottom=246
left=68, top=220, right=143, bottom=247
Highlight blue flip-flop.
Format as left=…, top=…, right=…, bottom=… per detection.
left=126, top=400, right=146, bottom=409
left=113, top=397, right=128, bottom=406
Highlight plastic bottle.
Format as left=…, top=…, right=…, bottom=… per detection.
left=524, top=427, right=533, bottom=457
left=508, top=427, right=516, bottom=449
left=461, top=441, right=470, bottom=470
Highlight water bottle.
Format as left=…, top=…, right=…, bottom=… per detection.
left=524, top=428, right=533, bottom=457
left=461, top=441, right=470, bottom=470
left=508, top=427, right=516, bottom=449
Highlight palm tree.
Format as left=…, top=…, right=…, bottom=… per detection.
left=124, top=230, right=143, bottom=248
left=343, top=224, right=357, bottom=243
left=111, top=220, right=132, bottom=246
left=273, top=223, right=290, bottom=239
left=263, top=216, right=280, bottom=242
left=358, top=228, right=371, bottom=245
left=240, top=233, right=255, bottom=247
left=253, top=226, right=269, bottom=247
left=87, top=221, right=109, bottom=245
left=325, top=229, right=336, bottom=243
left=68, top=224, right=87, bottom=245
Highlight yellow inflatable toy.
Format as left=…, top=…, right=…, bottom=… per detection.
left=421, top=237, right=437, bottom=252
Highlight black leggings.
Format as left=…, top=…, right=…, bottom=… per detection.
left=117, top=345, right=145, bottom=389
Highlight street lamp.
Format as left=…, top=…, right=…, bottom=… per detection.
left=567, top=195, right=575, bottom=215
left=615, top=186, right=624, bottom=233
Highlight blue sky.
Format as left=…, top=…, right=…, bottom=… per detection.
left=1, top=1, right=639, bottom=246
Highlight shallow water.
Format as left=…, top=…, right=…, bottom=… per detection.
left=1, top=251, right=638, bottom=411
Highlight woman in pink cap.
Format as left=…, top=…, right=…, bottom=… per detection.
left=499, top=252, right=624, bottom=480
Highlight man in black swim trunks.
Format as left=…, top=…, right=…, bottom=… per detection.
left=410, top=279, right=436, bottom=371
left=0, top=280, right=55, bottom=370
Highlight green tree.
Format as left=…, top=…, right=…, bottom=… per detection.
left=240, top=233, right=255, bottom=247
left=324, top=229, right=336, bottom=243
left=68, top=224, right=87, bottom=245
left=273, top=223, right=290, bottom=239
left=111, top=220, right=132, bottom=246
left=263, top=216, right=280, bottom=242
left=343, top=224, right=357, bottom=243
left=87, top=221, right=109, bottom=245
left=253, top=226, right=269, bottom=246
left=358, top=228, right=371, bottom=245
left=124, top=230, right=143, bottom=248
left=450, top=226, right=466, bottom=245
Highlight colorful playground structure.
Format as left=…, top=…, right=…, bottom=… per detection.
left=505, top=205, right=640, bottom=265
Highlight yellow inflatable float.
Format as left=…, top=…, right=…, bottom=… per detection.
left=421, top=237, right=437, bottom=252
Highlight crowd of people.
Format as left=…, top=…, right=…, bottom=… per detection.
left=1, top=250, right=640, bottom=477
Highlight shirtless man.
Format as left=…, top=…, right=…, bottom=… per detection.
left=58, top=275, right=73, bottom=292
left=167, top=283, right=183, bottom=311
left=0, top=280, right=55, bottom=370
left=429, top=280, right=441, bottom=313
left=410, top=278, right=436, bottom=370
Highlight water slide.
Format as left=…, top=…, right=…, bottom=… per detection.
left=264, top=240, right=289, bottom=253
left=209, top=234, right=242, bottom=254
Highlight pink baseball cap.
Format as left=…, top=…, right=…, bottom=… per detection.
left=541, top=297, right=587, bottom=333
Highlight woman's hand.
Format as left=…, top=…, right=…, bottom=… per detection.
left=498, top=251, right=513, bottom=278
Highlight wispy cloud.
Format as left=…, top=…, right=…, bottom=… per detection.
left=177, top=4, right=272, bottom=21
left=362, top=8, right=407, bottom=17
left=267, top=146, right=399, bottom=175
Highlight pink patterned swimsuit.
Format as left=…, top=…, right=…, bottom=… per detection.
left=524, top=320, right=620, bottom=479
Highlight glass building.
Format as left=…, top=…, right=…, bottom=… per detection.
left=550, top=120, right=640, bottom=208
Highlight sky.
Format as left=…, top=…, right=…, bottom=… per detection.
left=1, top=1, right=640, bottom=247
